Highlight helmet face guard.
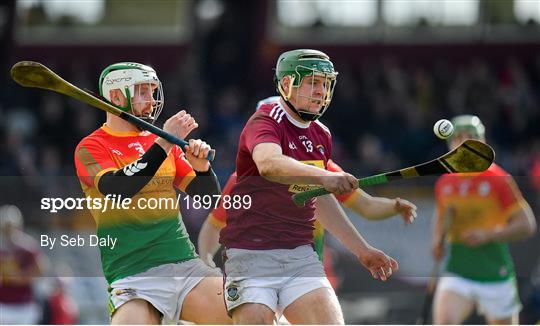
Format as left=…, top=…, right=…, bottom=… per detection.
left=99, top=62, right=164, bottom=125
left=275, top=49, right=338, bottom=121
left=129, top=81, right=164, bottom=124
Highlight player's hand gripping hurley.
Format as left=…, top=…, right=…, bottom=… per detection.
left=11, top=61, right=215, bottom=161
left=293, top=139, right=494, bottom=206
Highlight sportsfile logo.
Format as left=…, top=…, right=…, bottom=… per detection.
left=40, top=194, right=252, bottom=213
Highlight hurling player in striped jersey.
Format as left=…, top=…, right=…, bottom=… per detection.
left=198, top=97, right=417, bottom=268
left=219, top=50, right=406, bottom=324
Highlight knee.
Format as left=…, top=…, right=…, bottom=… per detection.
left=433, top=311, right=459, bottom=325
left=111, top=299, right=161, bottom=325
left=232, top=304, right=275, bottom=324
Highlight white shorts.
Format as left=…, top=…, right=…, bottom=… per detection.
left=223, top=245, right=333, bottom=315
left=436, top=274, right=522, bottom=320
left=109, top=258, right=220, bottom=323
left=0, top=302, right=41, bottom=324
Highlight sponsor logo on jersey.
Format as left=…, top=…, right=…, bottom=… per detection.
left=289, top=141, right=297, bottom=150
left=123, top=161, right=148, bottom=176
left=289, top=184, right=320, bottom=193
left=110, top=148, right=123, bottom=156
left=317, top=144, right=325, bottom=155
left=478, top=181, right=491, bottom=197
left=441, top=184, right=453, bottom=195
left=288, top=160, right=324, bottom=193
left=128, top=142, right=145, bottom=156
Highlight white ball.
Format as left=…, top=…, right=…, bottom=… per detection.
left=433, top=119, right=454, bottom=139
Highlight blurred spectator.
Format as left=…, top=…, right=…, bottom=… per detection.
left=1, top=47, right=539, bottom=250
left=0, top=205, right=44, bottom=324
left=531, top=155, right=540, bottom=192
left=39, top=266, right=79, bottom=325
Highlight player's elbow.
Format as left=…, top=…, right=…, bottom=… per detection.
left=256, top=158, right=278, bottom=179
left=525, top=215, right=537, bottom=237
left=520, top=204, right=537, bottom=238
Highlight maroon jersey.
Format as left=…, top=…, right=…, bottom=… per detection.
left=0, top=232, right=41, bottom=303
left=220, top=101, right=332, bottom=250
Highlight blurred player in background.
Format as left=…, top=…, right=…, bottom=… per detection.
left=198, top=97, right=417, bottom=269
left=219, top=49, right=402, bottom=324
left=432, top=115, right=537, bottom=325
left=74, top=62, right=230, bottom=324
left=0, top=204, right=44, bottom=325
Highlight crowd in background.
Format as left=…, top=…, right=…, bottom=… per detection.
left=1, top=52, right=539, bottom=195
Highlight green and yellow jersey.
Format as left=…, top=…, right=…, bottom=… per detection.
left=435, top=164, right=527, bottom=282
left=74, top=124, right=197, bottom=284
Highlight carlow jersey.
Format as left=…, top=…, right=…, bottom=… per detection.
left=74, top=124, right=197, bottom=283
left=210, top=160, right=355, bottom=260
left=435, top=164, right=526, bottom=282
left=220, top=101, right=333, bottom=250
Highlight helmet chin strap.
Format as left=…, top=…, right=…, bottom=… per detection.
left=276, top=77, right=321, bottom=122
left=280, top=96, right=320, bottom=122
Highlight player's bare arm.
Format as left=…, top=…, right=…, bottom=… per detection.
left=462, top=201, right=536, bottom=246
left=252, top=142, right=358, bottom=194
left=345, top=190, right=417, bottom=224
left=431, top=205, right=454, bottom=261
left=197, top=219, right=221, bottom=266
left=315, top=194, right=398, bottom=281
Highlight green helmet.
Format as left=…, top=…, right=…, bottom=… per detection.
left=99, top=62, right=164, bottom=124
left=450, top=115, right=486, bottom=140
left=275, top=49, right=338, bottom=121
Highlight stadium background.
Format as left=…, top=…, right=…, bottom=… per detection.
left=0, top=0, right=539, bottom=324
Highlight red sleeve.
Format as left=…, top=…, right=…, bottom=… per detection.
left=172, top=145, right=196, bottom=192
left=74, top=138, right=117, bottom=188
left=531, top=158, right=540, bottom=191
left=434, top=175, right=449, bottom=202
left=243, top=113, right=282, bottom=153
left=327, top=160, right=354, bottom=203
left=433, top=175, right=450, bottom=216
left=491, top=173, right=524, bottom=210
left=207, top=172, right=237, bottom=228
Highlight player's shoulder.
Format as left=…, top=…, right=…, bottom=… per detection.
left=249, top=100, right=284, bottom=124
left=482, top=163, right=510, bottom=177
left=76, top=127, right=108, bottom=151
left=314, top=120, right=331, bottom=137
left=12, top=231, right=40, bottom=253
left=435, top=173, right=454, bottom=188
left=255, top=96, right=280, bottom=110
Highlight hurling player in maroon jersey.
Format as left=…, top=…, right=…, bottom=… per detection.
left=220, top=49, right=400, bottom=324
left=0, top=205, right=44, bottom=324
